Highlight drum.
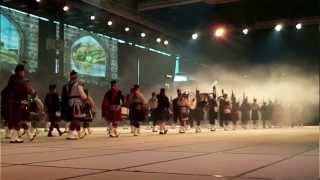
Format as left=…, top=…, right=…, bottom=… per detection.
left=121, top=106, right=129, bottom=119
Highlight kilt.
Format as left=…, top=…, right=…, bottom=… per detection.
left=156, top=108, right=169, bottom=122
left=130, top=103, right=145, bottom=121
left=179, top=106, right=189, bottom=121
left=209, top=110, right=218, bottom=120
left=251, top=110, right=259, bottom=121
left=231, top=111, right=239, bottom=122
left=105, top=106, right=121, bottom=123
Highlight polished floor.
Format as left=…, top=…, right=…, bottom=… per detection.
left=1, top=126, right=319, bottom=180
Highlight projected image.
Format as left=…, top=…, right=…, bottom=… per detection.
left=71, top=36, right=106, bottom=77
left=0, top=15, right=20, bottom=65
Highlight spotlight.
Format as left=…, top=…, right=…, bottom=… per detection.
left=192, top=33, right=199, bottom=40
left=124, top=27, right=130, bottom=32
left=164, top=40, right=169, bottom=45
left=215, top=27, right=225, bottom=38
left=36, top=0, right=41, bottom=2
left=156, top=38, right=162, bottom=43
left=63, top=5, right=69, bottom=12
left=107, top=20, right=113, bottom=26
left=275, top=24, right=283, bottom=32
left=140, top=32, right=146, bottom=38
left=296, top=23, right=302, bottom=30
left=242, top=28, right=249, bottom=35
left=90, top=16, right=95, bottom=20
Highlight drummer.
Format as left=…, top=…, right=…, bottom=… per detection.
left=101, top=81, right=124, bottom=137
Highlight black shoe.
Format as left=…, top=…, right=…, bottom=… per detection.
left=159, top=132, right=164, bottom=135
left=18, top=131, right=26, bottom=138
left=48, top=134, right=54, bottom=137
left=30, top=133, right=37, bottom=141
left=10, top=140, right=24, bottom=143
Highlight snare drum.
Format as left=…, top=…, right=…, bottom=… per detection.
left=121, top=106, right=129, bottom=119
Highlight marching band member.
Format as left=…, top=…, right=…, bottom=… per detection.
left=222, top=93, right=231, bottom=131
left=208, top=86, right=218, bottom=131
left=128, top=85, right=146, bottom=136
left=102, top=81, right=124, bottom=138
left=148, top=92, right=158, bottom=132
left=65, top=70, right=87, bottom=140
left=231, top=91, right=240, bottom=130
left=45, top=84, right=63, bottom=137
left=172, top=89, right=182, bottom=128
left=251, top=98, right=260, bottom=129
left=81, top=89, right=96, bottom=137
left=5, top=64, right=35, bottom=143
left=190, top=90, right=202, bottom=132
left=177, top=92, right=190, bottom=133
left=156, top=88, right=170, bottom=135
left=240, top=96, right=251, bottom=129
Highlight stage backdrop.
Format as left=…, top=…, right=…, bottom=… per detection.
left=63, top=25, right=118, bottom=84
left=0, top=6, right=39, bottom=72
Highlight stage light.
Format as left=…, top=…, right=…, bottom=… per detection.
left=140, top=32, right=146, bottom=38
left=63, top=5, right=69, bottom=12
left=124, top=27, right=130, bottom=32
left=296, top=23, right=302, bottom=30
left=192, top=33, right=199, bottom=40
left=90, top=15, right=95, bottom=20
left=164, top=40, right=169, bottom=45
left=242, top=28, right=249, bottom=35
left=215, top=27, right=225, bottom=37
left=275, top=24, right=283, bottom=32
left=156, top=37, right=162, bottom=43
left=36, top=0, right=41, bottom=2
left=107, top=20, right=113, bottom=26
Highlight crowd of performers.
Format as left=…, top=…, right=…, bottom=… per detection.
left=1, top=65, right=304, bottom=143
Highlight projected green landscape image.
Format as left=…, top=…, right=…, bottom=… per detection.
left=71, top=36, right=106, bottom=77
left=0, top=15, right=20, bottom=65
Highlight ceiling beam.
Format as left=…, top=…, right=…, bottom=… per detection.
left=81, top=0, right=180, bottom=39
left=138, top=0, right=241, bottom=11
left=138, top=0, right=202, bottom=11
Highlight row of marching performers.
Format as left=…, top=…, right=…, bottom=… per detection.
left=1, top=66, right=95, bottom=143
left=1, top=65, right=290, bottom=143
left=169, top=88, right=278, bottom=133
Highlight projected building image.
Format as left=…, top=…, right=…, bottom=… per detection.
left=71, top=36, right=107, bottom=77
left=0, top=14, right=21, bottom=65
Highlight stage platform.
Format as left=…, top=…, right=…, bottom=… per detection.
left=1, top=126, right=319, bottom=180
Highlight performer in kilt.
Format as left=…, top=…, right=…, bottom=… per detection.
left=172, top=89, right=182, bottom=128
left=190, top=90, right=202, bottom=133
left=26, top=92, right=45, bottom=136
left=260, top=101, right=270, bottom=128
left=65, top=70, right=87, bottom=140
left=148, top=92, right=158, bottom=132
left=156, top=88, right=170, bottom=135
left=222, top=94, right=231, bottom=131
left=102, top=81, right=124, bottom=138
left=208, top=94, right=218, bottom=131
left=230, top=92, right=240, bottom=130
left=177, top=92, right=190, bottom=133
left=80, top=89, right=96, bottom=138
left=251, top=98, right=260, bottom=129
left=128, top=84, right=146, bottom=136
left=240, top=96, right=251, bottom=129
left=45, top=84, right=63, bottom=137
left=5, top=64, right=35, bottom=143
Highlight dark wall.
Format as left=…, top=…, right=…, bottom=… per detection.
left=118, top=44, right=176, bottom=95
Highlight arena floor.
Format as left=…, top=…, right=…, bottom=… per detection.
left=1, top=126, right=319, bottom=180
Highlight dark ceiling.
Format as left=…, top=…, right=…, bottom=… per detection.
left=140, top=0, right=320, bottom=36
left=1, top=0, right=319, bottom=57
